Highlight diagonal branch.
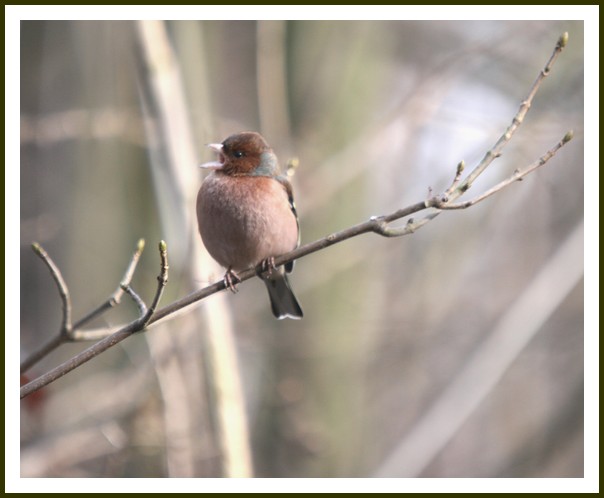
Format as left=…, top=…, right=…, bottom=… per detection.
left=21, top=33, right=573, bottom=398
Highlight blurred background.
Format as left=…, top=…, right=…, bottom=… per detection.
left=20, top=20, right=584, bottom=478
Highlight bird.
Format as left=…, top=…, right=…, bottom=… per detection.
left=196, top=131, right=303, bottom=320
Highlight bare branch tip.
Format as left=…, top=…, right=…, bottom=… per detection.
left=157, top=240, right=169, bottom=286
left=563, top=130, right=574, bottom=144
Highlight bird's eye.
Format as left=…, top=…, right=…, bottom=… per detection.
left=233, top=150, right=245, bottom=158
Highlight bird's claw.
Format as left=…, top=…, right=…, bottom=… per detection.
left=258, top=257, right=277, bottom=279
left=224, top=268, right=241, bottom=293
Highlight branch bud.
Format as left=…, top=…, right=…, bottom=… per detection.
left=286, top=157, right=300, bottom=178
left=558, top=32, right=569, bottom=49
left=562, top=130, right=574, bottom=144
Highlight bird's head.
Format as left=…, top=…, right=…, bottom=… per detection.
left=200, top=131, right=279, bottom=177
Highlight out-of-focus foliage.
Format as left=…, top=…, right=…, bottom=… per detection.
left=20, top=20, right=584, bottom=478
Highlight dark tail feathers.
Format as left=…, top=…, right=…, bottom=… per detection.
left=264, top=274, right=303, bottom=320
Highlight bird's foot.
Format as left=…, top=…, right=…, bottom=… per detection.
left=223, top=268, right=241, bottom=293
left=258, top=257, right=277, bottom=280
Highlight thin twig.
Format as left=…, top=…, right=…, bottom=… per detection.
left=371, top=212, right=440, bottom=238
left=381, top=32, right=570, bottom=235
left=71, top=238, right=146, bottom=332
left=436, top=131, right=574, bottom=210
left=20, top=245, right=73, bottom=374
left=121, top=285, right=148, bottom=317
left=31, top=242, right=72, bottom=338
left=452, top=31, right=568, bottom=201
left=445, top=161, right=466, bottom=198
left=138, top=240, right=169, bottom=328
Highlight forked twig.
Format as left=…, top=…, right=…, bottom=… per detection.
left=21, top=239, right=147, bottom=373
left=21, top=241, right=169, bottom=397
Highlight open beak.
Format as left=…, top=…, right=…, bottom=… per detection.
left=199, top=143, right=225, bottom=169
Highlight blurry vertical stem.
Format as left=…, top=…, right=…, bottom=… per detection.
left=136, top=20, right=253, bottom=477
left=374, top=221, right=585, bottom=477
left=256, top=20, right=292, bottom=153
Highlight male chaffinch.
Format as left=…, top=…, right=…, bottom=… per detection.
left=197, top=131, right=303, bottom=320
